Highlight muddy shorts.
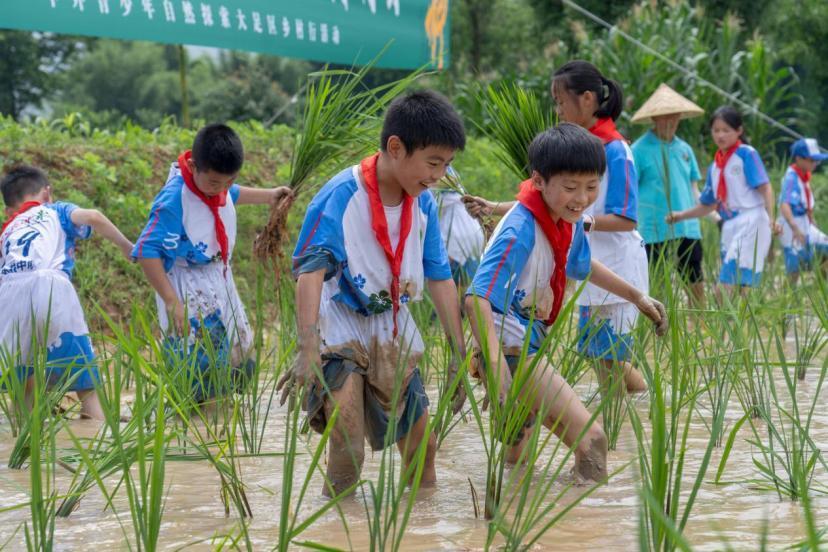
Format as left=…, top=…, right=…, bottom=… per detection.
left=305, top=354, right=429, bottom=451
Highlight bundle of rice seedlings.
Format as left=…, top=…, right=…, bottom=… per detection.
left=253, top=59, right=422, bottom=278
left=477, top=82, right=554, bottom=181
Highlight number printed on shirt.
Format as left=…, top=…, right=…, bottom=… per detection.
left=17, top=230, right=41, bottom=257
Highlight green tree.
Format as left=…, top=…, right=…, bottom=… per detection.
left=0, top=31, right=76, bottom=120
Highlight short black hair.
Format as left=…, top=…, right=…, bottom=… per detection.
left=528, top=123, right=606, bottom=180
left=1, top=165, right=50, bottom=208
left=191, top=123, right=244, bottom=174
left=380, top=90, right=466, bottom=153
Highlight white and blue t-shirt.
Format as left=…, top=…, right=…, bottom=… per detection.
left=468, top=203, right=591, bottom=353
left=579, top=138, right=647, bottom=306
left=292, top=165, right=452, bottom=316
left=778, top=166, right=813, bottom=217
left=700, top=144, right=769, bottom=221
left=133, top=162, right=241, bottom=271
left=0, top=202, right=91, bottom=278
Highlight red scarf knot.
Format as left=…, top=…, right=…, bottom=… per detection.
left=714, top=140, right=742, bottom=210
left=1, top=201, right=42, bottom=238
left=178, top=150, right=230, bottom=266
left=588, top=117, right=626, bottom=145
left=515, top=180, right=573, bottom=325
left=361, top=153, right=414, bottom=339
left=791, top=163, right=814, bottom=222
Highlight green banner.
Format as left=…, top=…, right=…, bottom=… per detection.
left=1, top=0, right=450, bottom=69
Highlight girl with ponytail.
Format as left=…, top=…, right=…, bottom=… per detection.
left=552, top=60, right=651, bottom=398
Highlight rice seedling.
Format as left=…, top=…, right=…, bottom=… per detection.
left=740, top=337, right=827, bottom=499
left=22, top=352, right=59, bottom=552
left=276, top=387, right=359, bottom=552
left=631, top=295, right=733, bottom=552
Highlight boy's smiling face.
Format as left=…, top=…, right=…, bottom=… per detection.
left=532, top=171, right=599, bottom=222
left=187, top=157, right=238, bottom=197
left=386, top=136, right=455, bottom=198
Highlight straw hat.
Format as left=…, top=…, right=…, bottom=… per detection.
left=630, top=83, right=704, bottom=124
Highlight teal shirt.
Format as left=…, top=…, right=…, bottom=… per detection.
left=632, top=130, right=702, bottom=244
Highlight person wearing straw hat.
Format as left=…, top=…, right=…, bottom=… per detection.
left=631, top=83, right=706, bottom=307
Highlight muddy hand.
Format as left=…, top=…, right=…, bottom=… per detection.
left=446, top=357, right=467, bottom=414
left=462, top=195, right=492, bottom=218
left=636, top=295, right=668, bottom=336
left=271, top=187, right=295, bottom=208
left=277, top=353, right=319, bottom=406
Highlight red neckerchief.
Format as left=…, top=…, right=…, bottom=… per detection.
left=515, top=180, right=573, bottom=325
left=361, top=153, right=414, bottom=338
left=714, top=140, right=742, bottom=209
left=1, top=201, right=42, bottom=236
left=791, top=163, right=814, bottom=222
left=178, top=150, right=229, bottom=265
left=588, top=117, right=625, bottom=145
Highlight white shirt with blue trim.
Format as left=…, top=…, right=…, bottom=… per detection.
left=699, top=144, right=769, bottom=220
left=469, top=203, right=591, bottom=353
left=0, top=202, right=91, bottom=278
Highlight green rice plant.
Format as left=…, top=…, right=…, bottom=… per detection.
left=632, top=295, right=733, bottom=552
left=790, top=314, right=827, bottom=381
left=276, top=385, right=358, bottom=552
left=476, top=83, right=554, bottom=181
left=743, top=343, right=827, bottom=499
left=22, top=348, right=59, bottom=552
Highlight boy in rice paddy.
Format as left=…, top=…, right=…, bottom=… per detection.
left=133, top=124, right=291, bottom=404
left=281, top=90, right=467, bottom=496
left=777, top=138, right=828, bottom=284
left=465, top=124, right=668, bottom=481
left=0, top=165, right=133, bottom=419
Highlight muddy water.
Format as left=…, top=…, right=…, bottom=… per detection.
left=1, top=336, right=826, bottom=551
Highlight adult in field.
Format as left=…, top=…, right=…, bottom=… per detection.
left=630, top=83, right=707, bottom=307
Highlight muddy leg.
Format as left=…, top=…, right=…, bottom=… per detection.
left=621, top=361, right=647, bottom=393
left=504, top=431, right=530, bottom=465
left=530, top=359, right=608, bottom=482
left=323, top=372, right=366, bottom=498
left=77, top=389, right=105, bottom=420
left=397, top=408, right=437, bottom=488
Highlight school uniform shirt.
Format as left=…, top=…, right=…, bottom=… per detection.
left=132, top=162, right=240, bottom=271
left=0, top=202, right=97, bottom=390
left=699, top=144, right=771, bottom=286
left=468, top=203, right=591, bottom=354
left=292, top=165, right=452, bottom=403
left=632, top=130, right=702, bottom=244
left=133, top=162, right=252, bottom=365
left=578, top=139, right=648, bottom=306
left=778, top=166, right=828, bottom=272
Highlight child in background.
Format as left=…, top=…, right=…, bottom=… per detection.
left=465, top=125, right=667, bottom=480
left=282, top=90, right=467, bottom=497
left=667, top=107, right=779, bottom=292
left=433, top=166, right=485, bottom=287
left=777, top=138, right=828, bottom=284
left=0, top=165, right=133, bottom=419
left=133, top=124, right=291, bottom=403
left=551, top=60, right=649, bottom=393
